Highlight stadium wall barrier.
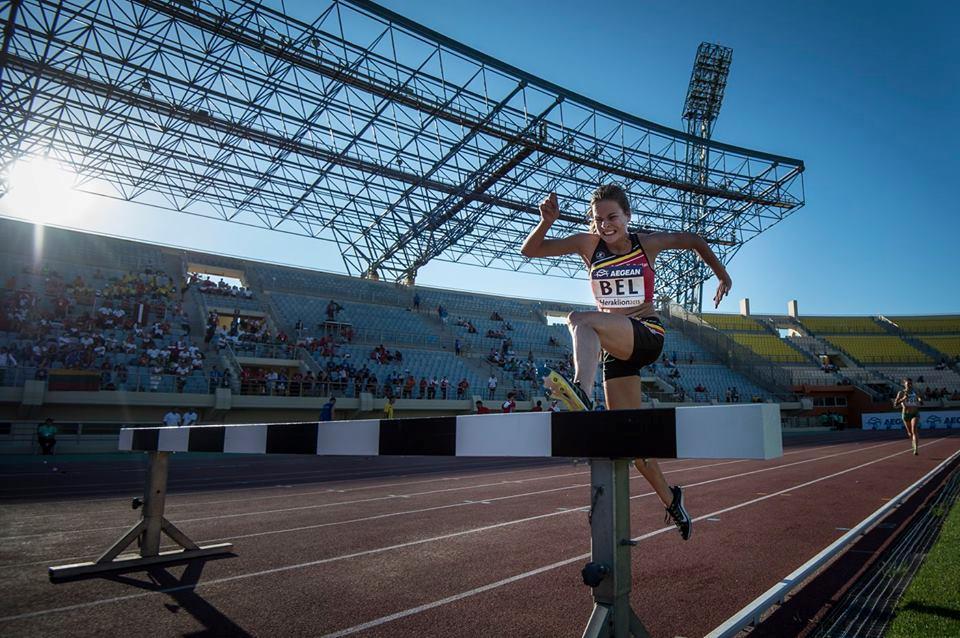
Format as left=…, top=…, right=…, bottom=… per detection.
left=861, top=409, right=960, bottom=430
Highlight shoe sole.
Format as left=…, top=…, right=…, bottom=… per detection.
left=672, top=487, right=692, bottom=541
left=543, top=371, right=588, bottom=412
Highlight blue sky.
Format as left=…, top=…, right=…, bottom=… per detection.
left=2, top=0, right=956, bottom=316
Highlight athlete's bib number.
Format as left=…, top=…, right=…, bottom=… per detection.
left=591, top=276, right=645, bottom=308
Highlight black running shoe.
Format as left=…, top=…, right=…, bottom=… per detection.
left=664, top=485, right=692, bottom=541
left=541, top=367, right=593, bottom=412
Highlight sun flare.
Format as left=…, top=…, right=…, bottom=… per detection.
left=4, top=156, right=91, bottom=224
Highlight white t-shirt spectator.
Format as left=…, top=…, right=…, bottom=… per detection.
left=487, top=376, right=497, bottom=390
left=182, top=410, right=198, bottom=426
left=163, top=410, right=181, bottom=427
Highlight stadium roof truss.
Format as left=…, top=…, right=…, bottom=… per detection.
left=0, top=0, right=804, bottom=308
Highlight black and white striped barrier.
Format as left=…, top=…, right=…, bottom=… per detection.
left=118, top=404, right=783, bottom=460
left=55, top=404, right=782, bottom=637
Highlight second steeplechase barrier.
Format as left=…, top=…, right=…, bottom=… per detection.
left=51, top=403, right=782, bottom=638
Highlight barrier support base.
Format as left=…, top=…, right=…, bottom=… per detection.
left=49, top=451, right=234, bottom=581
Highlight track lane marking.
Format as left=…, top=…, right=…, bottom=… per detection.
left=0, top=439, right=941, bottom=624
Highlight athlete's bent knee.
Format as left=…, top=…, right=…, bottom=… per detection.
left=568, top=311, right=587, bottom=327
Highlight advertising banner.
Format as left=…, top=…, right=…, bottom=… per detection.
left=861, top=410, right=960, bottom=430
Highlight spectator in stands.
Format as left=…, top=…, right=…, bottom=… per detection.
left=403, top=374, right=415, bottom=399
left=490, top=311, right=502, bottom=321
left=427, top=377, right=437, bottom=399
left=325, top=300, right=343, bottom=321
left=531, top=400, right=543, bottom=412
left=0, top=346, right=18, bottom=369
left=440, top=376, right=449, bottom=400
left=383, top=396, right=396, bottom=419
left=487, top=375, right=498, bottom=399
left=320, top=397, right=336, bottom=422
left=37, top=418, right=57, bottom=455
left=456, top=377, right=470, bottom=399
left=501, top=391, right=516, bottom=413
left=418, top=376, right=427, bottom=399
left=163, top=409, right=181, bottom=427
left=455, top=338, right=462, bottom=356
left=475, top=400, right=491, bottom=414
left=413, top=293, right=421, bottom=312
left=182, top=408, right=198, bottom=426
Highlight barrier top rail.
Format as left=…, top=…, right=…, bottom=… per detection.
left=121, top=404, right=783, bottom=461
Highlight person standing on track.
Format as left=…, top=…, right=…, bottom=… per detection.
left=893, top=378, right=923, bottom=455
left=520, top=184, right=733, bottom=540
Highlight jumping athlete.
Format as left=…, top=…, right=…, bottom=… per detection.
left=893, top=377, right=923, bottom=455
left=520, top=185, right=733, bottom=540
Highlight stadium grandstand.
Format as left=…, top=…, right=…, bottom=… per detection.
left=2, top=216, right=958, bottom=453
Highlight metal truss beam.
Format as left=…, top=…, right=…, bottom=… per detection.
left=0, top=0, right=805, bottom=288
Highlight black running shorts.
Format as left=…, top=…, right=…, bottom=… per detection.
left=601, top=316, right=665, bottom=381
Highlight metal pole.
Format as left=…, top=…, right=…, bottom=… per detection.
left=140, top=451, right=169, bottom=557
left=582, top=459, right=650, bottom=638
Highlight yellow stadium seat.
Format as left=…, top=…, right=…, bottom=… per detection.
left=800, top=316, right=885, bottom=334
left=889, top=316, right=960, bottom=335
left=728, top=334, right=807, bottom=363
left=919, top=336, right=960, bottom=358
left=822, top=336, right=931, bottom=364
left=701, top=313, right=764, bottom=332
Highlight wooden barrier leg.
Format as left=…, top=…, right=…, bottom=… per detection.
left=49, top=452, right=234, bottom=581
left=581, top=459, right=650, bottom=638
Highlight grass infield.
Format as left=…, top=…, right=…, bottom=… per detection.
left=885, top=489, right=960, bottom=637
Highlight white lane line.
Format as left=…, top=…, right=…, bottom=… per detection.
left=0, top=460, right=569, bottom=511
left=0, top=459, right=743, bottom=541
left=0, top=438, right=863, bottom=514
left=0, top=443, right=882, bottom=569
left=0, top=439, right=899, bottom=541
left=317, top=438, right=951, bottom=637
left=0, top=437, right=882, bottom=530
left=0, top=438, right=936, bottom=625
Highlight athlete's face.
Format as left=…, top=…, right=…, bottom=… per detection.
left=592, top=200, right=630, bottom=244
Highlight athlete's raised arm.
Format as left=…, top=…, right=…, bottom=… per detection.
left=641, top=231, right=732, bottom=308
left=520, top=192, right=595, bottom=260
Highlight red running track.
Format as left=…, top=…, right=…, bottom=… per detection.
left=0, top=430, right=957, bottom=638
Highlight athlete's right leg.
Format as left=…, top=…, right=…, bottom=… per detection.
left=567, top=311, right=634, bottom=389
left=910, top=416, right=920, bottom=454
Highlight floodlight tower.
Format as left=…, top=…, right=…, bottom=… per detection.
left=679, top=42, right=733, bottom=312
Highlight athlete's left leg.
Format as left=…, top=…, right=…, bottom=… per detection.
left=604, top=375, right=672, bottom=506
